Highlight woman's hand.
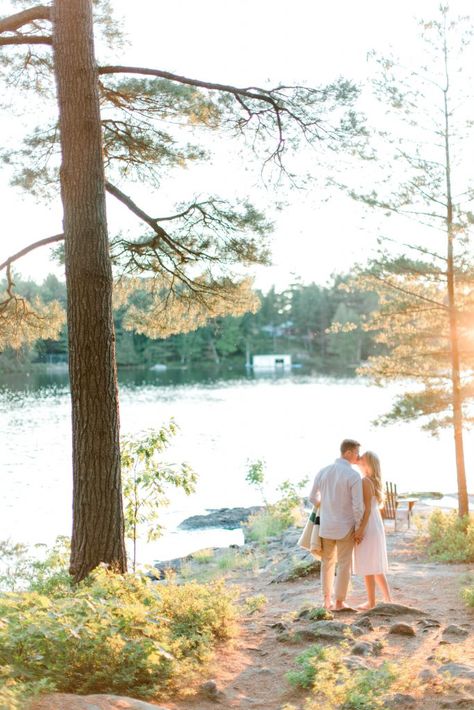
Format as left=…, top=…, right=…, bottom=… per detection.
left=354, top=527, right=364, bottom=544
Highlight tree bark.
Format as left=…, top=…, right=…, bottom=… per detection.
left=52, top=0, right=127, bottom=580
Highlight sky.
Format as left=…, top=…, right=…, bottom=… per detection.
left=2, top=0, right=474, bottom=291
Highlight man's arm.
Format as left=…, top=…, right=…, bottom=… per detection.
left=351, top=475, right=364, bottom=528
left=309, top=469, right=322, bottom=506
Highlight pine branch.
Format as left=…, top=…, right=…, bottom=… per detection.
left=0, top=233, right=64, bottom=273
left=0, top=5, right=51, bottom=34
left=0, top=35, right=52, bottom=45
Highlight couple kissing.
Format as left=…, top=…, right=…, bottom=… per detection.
left=309, top=438, right=392, bottom=611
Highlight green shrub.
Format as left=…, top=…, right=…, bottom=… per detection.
left=287, top=643, right=397, bottom=709
left=420, top=509, right=474, bottom=563
left=244, top=460, right=306, bottom=543
left=244, top=507, right=290, bottom=542
left=462, top=574, right=474, bottom=608
left=0, top=537, right=72, bottom=595
left=243, top=594, right=267, bottom=614
left=0, top=567, right=238, bottom=701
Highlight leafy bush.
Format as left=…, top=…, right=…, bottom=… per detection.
left=286, top=643, right=397, bottom=709
left=0, top=537, right=72, bottom=595
left=0, top=567, right=238, bottom=701
left=243, top=594, right=267, bottom=614
left=244, top=460, right=307, bottom=543
left=420, top=509, right=474, bottom=563
left=462, top=574, right=474, bottom=608
left=121, top=423, right=197, bottom=571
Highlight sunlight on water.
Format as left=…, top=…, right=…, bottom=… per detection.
left=1, top=369, right=472, bottom=562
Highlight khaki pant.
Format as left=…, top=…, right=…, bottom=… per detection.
left=320, top=528, right=354, bottom=602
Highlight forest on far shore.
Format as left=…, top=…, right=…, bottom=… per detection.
left=1, top=273, right=379, bottom=375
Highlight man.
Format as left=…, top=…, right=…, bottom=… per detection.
left=309, top=438, right=364, bottom=610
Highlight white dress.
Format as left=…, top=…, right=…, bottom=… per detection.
left=353, top=495, right=389, bottom=576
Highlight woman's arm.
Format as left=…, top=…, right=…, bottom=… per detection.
left=354, top=478, right=372, bottom=543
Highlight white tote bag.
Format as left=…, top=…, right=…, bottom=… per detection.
left=297, top=506, right=322, bottom=558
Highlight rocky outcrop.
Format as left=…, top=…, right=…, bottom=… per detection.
left=179, top=506, right=263, bottom=530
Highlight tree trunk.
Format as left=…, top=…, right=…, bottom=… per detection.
left=52, top=0, right=127, bottom=580
left=443, top=37, right=469, bottom=517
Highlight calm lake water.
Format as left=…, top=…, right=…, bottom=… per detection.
left=1, top=366, right=472, bottom=564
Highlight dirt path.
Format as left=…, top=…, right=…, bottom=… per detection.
left=166, top=526, right=474, bottom=710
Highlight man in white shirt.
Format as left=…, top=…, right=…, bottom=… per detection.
left=309, top=438, right=364, bottom=610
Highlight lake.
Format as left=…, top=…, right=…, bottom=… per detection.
left=1, top=366, right=472, bottom=564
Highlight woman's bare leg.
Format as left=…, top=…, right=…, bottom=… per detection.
left=374, top=574, right=392, bottom=602
left=358, top=575, right=376, bottom=609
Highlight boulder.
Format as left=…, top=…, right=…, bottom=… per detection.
left=179, top=506, right=263, bottom=530
left=442, top=625, right=470, bottom=639
left=351, top=641, right=374, bottom=656
left=439, top=663, right=474, bottom=680
left=199, top=679, right=226, bottom=702
left=363, top=602, right=427, bottom=618
left=299, top=619, right=352, bottom=642
left=352, top=615, right=374, bottom=633
left=388, top=623, right=416, bottom=637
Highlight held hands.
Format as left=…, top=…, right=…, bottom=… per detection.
left=354, top=527, right=364, bottom=544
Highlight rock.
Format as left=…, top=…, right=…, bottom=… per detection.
left=269, top=621, right=288, bottom=633
left=296, top=606, right=334, bottom=622
left=418, top=618, right=441, bottom=630
left=363, top=602, right=427, bottom=618
left=300, top=620, right=352, bottom=642
left=30, top=696, right=169, bottom=710
left=179, top=506, right=264, bottom=530
left=388, top=623, right=416, bottom=636
left=271, top=559, right=320, bottom=583
left=351, top=641, right=374, bottom=656
left=385, top=693, right=416, bottom=707
left=440, top=699, right=474, bottom=708
left=199, top=680, right=226, bottom=702
left=439, top=663, right=474, bottom=679
left=419, top=668, right=436, bottom=682
left=352, top=615, right=374, bottom=633
left=255, top=667, right=272, bottom=675
left=343, top=656, right=369, bottom=670
left=442, top=625, right=470, bottom=639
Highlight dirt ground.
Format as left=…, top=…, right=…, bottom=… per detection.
left=30, top=522, right=474, bottom=710
left=165, top=524, right=474, bottom=710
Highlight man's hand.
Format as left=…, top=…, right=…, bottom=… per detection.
left=354, top=527, right=364, bottom=544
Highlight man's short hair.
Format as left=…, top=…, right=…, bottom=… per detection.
left=340, top=438, right=360, bottom=455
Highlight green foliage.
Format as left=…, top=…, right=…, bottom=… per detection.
left=121, top=422, right=197, bottom=571
left=462, top=574, right=474, bottom=608
left=287, top=643, right=397, bottom=709
left=243, top=594, right=268, bottom=614
left=245, top=459, right=267, bottom=504
left=244, top=460, right=307, bottom=543
left=419, top=509, right=474, bottom=563
left=0, top=566, right=238, bottom=701
left=0, top=537, right=72, bottom=595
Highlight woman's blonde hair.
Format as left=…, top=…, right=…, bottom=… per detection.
left=363, top=451, right=384, bottom=505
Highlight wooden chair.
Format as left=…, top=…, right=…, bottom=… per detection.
left=381, top=481, right=399, bottom=531
left=381, top=482, right=417, bottom=530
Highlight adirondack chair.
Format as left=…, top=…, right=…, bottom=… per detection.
left=381, top=482, right=418, bottom=530
left=381, top=481, right=399, bottom=530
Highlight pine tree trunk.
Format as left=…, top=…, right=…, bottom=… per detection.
left=443, top=38, right=469, bottom=517
left=52, top=0, right=127, bottom=580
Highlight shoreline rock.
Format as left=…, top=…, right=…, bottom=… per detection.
left=179, top=506, right=264, bottom=530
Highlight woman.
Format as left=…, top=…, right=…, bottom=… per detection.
left=353, top=451, right=392, bottom=609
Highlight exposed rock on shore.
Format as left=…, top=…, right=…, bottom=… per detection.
left=179, top=506, right=264, bottom=530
